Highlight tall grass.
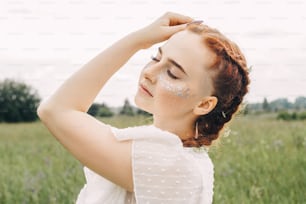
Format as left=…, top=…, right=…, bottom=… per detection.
left=210, top=114, right=306, bottom=204
left=0, top=122, right=84, bottom=203
left=0, top=115, right=305, bottom=203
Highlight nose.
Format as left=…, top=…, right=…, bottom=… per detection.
left=142, top=63, right=159, bottom=84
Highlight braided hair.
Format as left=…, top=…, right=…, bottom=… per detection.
left=183, top=24, right=250, bottom=147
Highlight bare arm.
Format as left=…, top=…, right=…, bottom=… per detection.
left=37, top=12, right=192, bottom=191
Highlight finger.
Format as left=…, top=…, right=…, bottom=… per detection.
left=165, top=23, right=187, bottom=36
left=164, top=12, right=193, bottom=26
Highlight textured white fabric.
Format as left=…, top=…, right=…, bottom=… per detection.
left=76, top=125, right=214, bottom=204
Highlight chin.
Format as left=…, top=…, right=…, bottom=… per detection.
left=134, top=95, right=153, bottom=114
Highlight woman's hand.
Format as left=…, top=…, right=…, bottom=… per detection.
left=134, top=12, right=193, bottom=49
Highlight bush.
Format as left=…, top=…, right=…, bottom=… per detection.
left=87, top=103, right=100, bottom=116
left=277, top=112, right=292, bottom=121
left=0, top=79, right=41, bottom=122
left=87, top=103, right=114, bottom=117
left=277, top=111, right=306, bottom=121
left=298, top=112, right=306, bottom=120
left=98, top=103, right=114, bottom=117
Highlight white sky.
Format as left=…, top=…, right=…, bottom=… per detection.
left=0, top=0, right=305, bottom=106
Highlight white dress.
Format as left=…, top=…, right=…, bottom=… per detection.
left=76, top=125, right=214, bottom=204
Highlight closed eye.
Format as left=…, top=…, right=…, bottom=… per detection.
left=167, top=69, right=179, bottom=79
left=151, top=56, right=179, bottom=79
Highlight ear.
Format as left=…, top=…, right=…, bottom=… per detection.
left=193, top=96, right=218, bottom=116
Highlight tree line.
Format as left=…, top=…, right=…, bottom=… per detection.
left=1, top=79, right=305, bottom=123
left=246, top=97, right=306, bottom=113
left=87, top=99, right=151, bottom=118
left=245, top=97, right=306, bottom=121
left=0, top=79, right=150, bottom=123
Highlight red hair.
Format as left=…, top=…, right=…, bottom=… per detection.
left=182, top=24, right=250, bottom=147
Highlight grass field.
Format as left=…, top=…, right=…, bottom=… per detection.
left=0, top=115, right=305, bottom=204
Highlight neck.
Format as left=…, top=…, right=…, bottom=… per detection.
left=153, top=114, right=196, bottom=141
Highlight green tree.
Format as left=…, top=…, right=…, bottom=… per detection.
left=0, top=79, right=41, bottom=122
left=262, top=97, right=270, bottom=112
left=294, top=96, right=306, bottom=110
left=87, top=103, right=100, bottom=116
left=270, top=98, right=292, bottom=111
left=98, top=103, right=114, bottom=117
left=120, top=99, right=134, bottom=116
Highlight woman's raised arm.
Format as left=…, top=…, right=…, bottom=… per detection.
left=37, top=12, right=192, bottom=191
left=38, top=12, right=192, bottom=113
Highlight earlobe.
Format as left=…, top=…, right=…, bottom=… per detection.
left=193, top=96, right=218, bottom=116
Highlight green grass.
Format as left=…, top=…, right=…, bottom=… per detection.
left=0, top=115, right=305, bottom=204
left=0, top=121, right=84, bottom=203
left=210, top=114, right=306, bottom=204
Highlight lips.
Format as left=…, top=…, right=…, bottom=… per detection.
left=139, top=84, right=153, bottom=97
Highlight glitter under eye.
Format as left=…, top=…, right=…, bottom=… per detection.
left=158, top=71, right=190, bottom=98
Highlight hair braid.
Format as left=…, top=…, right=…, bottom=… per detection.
left=182, top=24, right=250, bottom=147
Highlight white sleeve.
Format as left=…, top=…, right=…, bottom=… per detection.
left=131, top=137, right=204, bottom=204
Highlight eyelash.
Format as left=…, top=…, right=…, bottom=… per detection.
left=150, top=55, right=179, bottom=80
left=150, top=55, right=160, bottom=62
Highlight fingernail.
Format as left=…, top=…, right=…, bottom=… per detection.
left=187, top=20, right=203, bottom=25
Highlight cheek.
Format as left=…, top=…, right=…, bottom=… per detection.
left=154, top=85, right=194, bottom=116
left=157, top=73, right=190, bottom=99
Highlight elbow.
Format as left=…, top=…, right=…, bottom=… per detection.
left=36, top=99, right=59, bottom=121
left=37, top=101, right=51, bottom=121
left=37, top=100, right=73, bottom=121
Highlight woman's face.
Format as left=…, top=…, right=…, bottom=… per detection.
left=135, top=30, right=216, bottom=120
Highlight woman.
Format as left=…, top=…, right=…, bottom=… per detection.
left=37, top=12, right=250, bottom=204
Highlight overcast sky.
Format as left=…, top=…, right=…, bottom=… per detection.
left=0, top=0, right=305, bottom=107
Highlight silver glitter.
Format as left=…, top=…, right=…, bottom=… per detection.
left=158, top=71, right=190, bottom=98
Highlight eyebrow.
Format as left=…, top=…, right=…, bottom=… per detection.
left=158, top=47, right=187, bottom=75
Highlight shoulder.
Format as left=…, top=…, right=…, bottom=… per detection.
left=111, top=124, right=214, bottom=173
left=110, top=125, right=182, bottom=146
